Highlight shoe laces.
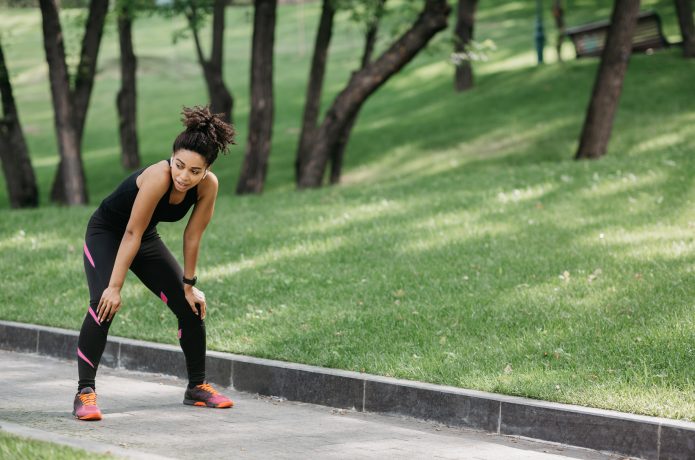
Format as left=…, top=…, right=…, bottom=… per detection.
left=197, top=383, right=218, bottom=395
left=79, top=392, right=98, bottom=406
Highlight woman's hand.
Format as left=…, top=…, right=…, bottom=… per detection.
left=184, top=285, right=206, bottom=320
left=97, top=286, right=122, bottom=322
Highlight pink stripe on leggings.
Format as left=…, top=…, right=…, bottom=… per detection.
left=88, top=307, right=101, bottom=325
left=177, top=329, right=182, bottom=339
left=83, top=243, right=95, bottom=268
left=160, top=292, right=168, bottom=304
left=77, top=347, right=95, bottom=368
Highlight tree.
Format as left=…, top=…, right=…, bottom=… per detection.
left=295, top=0, right=336, bottom=183
left=179, top=0, right=235, bottom=123
left=40, top=0, right=109, bottom=204
left=575, top=0, right=640, bottom=160
left=116, top=0, right=141, bottom=170
left=453, top=0, right=477, bottom=91
left=674, top=0, right=695, bottom=58
left=0, top=38, right=38, bottom=208
left=552, top=0, right=565, bottom=62
left=328, top=0, right=386, bottom=184
left=236, top=0, right=277, bottom=194
left=298, top=0, right=451, bottom=188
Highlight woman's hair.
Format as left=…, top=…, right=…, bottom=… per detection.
left=172, top=105, right=235, bottom=165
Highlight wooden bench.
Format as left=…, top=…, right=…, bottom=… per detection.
left=565, top=10, right=670, bottom=58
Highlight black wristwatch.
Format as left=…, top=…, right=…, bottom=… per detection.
left=182, top=275, right=197, bottom=286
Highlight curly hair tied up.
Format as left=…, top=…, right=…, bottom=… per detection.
left=172, top=105, right=236, bottom=166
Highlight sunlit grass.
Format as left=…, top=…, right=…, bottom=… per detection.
left=0, top=431, right=113, bottom=459
left=1, top=0, right=694, bottom=421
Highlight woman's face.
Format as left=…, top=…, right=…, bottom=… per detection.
left=170, top=149, right=208, bottom=192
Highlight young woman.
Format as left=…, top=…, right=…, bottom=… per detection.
left=73, top=106, right=235, bottom=421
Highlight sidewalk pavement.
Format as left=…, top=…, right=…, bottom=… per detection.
left=0, top=350, right=621, bottom=460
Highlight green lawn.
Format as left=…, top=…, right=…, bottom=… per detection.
left=0, top=431, right=114, bottom=459
left=1, top=1, right=694, bottom=420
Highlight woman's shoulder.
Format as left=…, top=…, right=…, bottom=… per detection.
left=196, top=171, right=219, bottom=200
left=136, top=160, right=171, bottom=189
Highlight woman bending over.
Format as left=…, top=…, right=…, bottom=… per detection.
left=74, top=106, right=234, bottom=421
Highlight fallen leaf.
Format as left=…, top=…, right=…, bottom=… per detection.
left=587, top=268, right=602, bottom=283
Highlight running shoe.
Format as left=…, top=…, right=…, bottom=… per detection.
left=72, top=387, right=102, bottom=421
left=183, top=383, right=234, bottom=408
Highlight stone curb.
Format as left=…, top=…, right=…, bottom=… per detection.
left=1, top=320, right=693, bottom=460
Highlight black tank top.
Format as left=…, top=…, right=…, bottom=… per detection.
left=94, top=160, right=198, bottom=234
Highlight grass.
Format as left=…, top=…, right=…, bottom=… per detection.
left=1, top=0, right=694, bottom=420
left=0, top=431, right=114, bottom=459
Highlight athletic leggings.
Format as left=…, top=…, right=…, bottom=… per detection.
left=77, top=212, right=206, bottom=391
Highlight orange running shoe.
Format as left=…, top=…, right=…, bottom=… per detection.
left=183, top=383, right=234, bottom=408
left=72, top=387, right=102, bottom=421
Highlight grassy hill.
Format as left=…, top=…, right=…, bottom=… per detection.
left=1, top=0, right=694, bottom=420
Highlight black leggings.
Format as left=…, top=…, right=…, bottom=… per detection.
left=77, top=213, right=206, bottom=391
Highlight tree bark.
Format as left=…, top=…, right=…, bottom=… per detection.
left=117, top=3, right=140, bottom=170
left=40, top=0, right=88, bottom=205
left=674, top=0, right=695, bottom=57
left=454, top=0, right=477, bottom=92
left=295, top=0, right=335, bottom=185
left=576, top=0, right=640, bottom=160
left=73, top=0, right=109, bottom=141
left=209, top=0, right=233, bottom=121
left=0, top=39, right=38, bottom=208
left=552, top=0, right=565, bottom=62
left=328, top=0, right=385, bottom=185
left=236, top=0, right=277, bottom=194
left=298, top=0, right=451, bottom=188
left=189, top=0, right=234, bottom=123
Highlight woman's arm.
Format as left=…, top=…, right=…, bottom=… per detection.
left=182, top=172, right=219, bottom=320
left=97, top=166, right=170, bottom=322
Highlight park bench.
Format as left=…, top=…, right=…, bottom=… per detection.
left=565, top=10, right=670, bottom=58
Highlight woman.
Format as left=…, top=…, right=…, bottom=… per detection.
left=73, top=106, right=235, bottom=421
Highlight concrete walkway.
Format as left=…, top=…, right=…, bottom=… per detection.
left=0, top=351, right=621, bottom=459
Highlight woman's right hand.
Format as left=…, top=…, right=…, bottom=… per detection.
left=97, top=286, right=122, bottom=322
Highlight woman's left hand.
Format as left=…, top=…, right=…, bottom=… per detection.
left=184, top=286, right=206, bottom=320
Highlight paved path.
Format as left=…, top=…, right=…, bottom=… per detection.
left=0, top=351, right=622, bottom=459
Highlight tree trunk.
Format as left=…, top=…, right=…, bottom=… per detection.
left=73, top=0, right=109, bottom=141
left=298, top=0, right=451, bottom=188
left=575, top=0, right=640, bottom=160
left=674, top=0, right=695, bottom=57
left=209, top=0, right=233, bottom=122
left=50, top=0, right=108, bottom=203
left=0, top=39, right=38, bottom=208
left=295, top=0, right=335, bottom=185
left=552, top=0, right=565, bottom=62
left=40, top=0, right=88, bottom=205
left=236, top=0, right=277, bottom=194
left=189, top=0, right=234, bottom=124
left=117, top=4, right=140, bottom=170
left=454, top=0, right=477, bottom=92
left=328, top=0, right=385, bottom=185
